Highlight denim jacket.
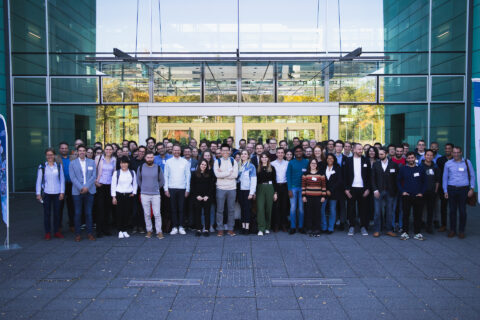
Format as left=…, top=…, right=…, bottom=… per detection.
left=237, top=161, right=257, bottom=195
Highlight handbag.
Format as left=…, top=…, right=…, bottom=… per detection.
left=465, top=159, right=478, bottom=206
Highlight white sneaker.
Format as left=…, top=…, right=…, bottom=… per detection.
left=348, top=227, right=354, bottom=236
left=118, top=231, right=124, bottom=239
left=209, top=226, right=215, bottom=233
left=179, top=227, right=186, bottom=235
left=361, top=227, right=368, bottom=236
left=265, top=230, right=270, bottom=234
left=400, top=232, right=410, bottom=240
left=122, top=232, right=130, bottom=238
left=257, top=231, right=264, bottom=236
left=414, top=233, right=424, bottom=241
left=202, top=228, right=207, bottom=233
left=170, top=227, right=178, bottom=235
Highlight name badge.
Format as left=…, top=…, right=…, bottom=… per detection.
left=191, top=167, right=196, bottom=171
left=415, top=159, right=419, bottom=163
left=413, top=172, right=419, bottom=177
left=459, top=167, right=465, bottom=172
left=390, top=169, right=395, bottom=173
left=162, top=160, right=166, bottom=164
left=269, top=181, right=272, bottom=184
left=302, top=168, right=307, bottom=172
left=363, top=164, right=367, bottom=167
left=52, top=169, right=58, bottom=174
left=312, top=177, right=317, bottom=181
left=428, top=169, right=434, bottom=175
left=87, top=166, right=93, bottom=171
left=331, top=170, right=335, bottom=174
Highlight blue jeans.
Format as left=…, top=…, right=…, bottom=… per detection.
left=374, top=191, right=395, bottom=233
left=322, top=199, right=336, bottom=232
left=73, top=193, right=94, bottom=235
left=289, top=188, right=304, bottom=229
left=43, top=193, right=61, bottom=234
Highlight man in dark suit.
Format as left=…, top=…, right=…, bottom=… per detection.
left=371, top=148, right=399, bottom=237
left=344, top=143, right=371, bottom=236
left=250, top=143, right=264, bottom=168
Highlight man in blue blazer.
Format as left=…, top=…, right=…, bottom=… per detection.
left=69, top=144, right=97, bottom=241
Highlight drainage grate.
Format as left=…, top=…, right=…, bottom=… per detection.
left=224, top=252, right=249, bottom=269
left=271, top=278, right=346, bottom=286
left=127, top=279, right=202, bottom=287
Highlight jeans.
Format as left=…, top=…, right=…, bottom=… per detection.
left=447, top=186, right=469, bottom=233
left=169, top=188, right=186, bottom=228
left=73, top=193, right=94, bottom=235
left=216, top=189, right=236, bottom=231
left=393, top=193, right=404, bottom=229
left=238, top=190, right=252, bottom=223
left=402, top=195, right=424, bottom=234
left=289, top=187, right=304, bottom=229
left=373, top=191, right=395, bottom=233
left=322, top=199, right=336, bottom=232
left=43, top=193, right=61, bottom=234
left=59, top=181, right=74, bottom=227
left=141, top=194, right=162, bottom=233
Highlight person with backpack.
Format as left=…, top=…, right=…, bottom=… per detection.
left=137, top=151, right=165, bottom=239
left=36, top=148, right=65, bottom=240
left=111, top=156, right=137, bottom=239
left=214, top=143, right=238, bottom=237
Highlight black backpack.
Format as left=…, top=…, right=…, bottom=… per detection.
left=115, top=169, right=135, bottom=186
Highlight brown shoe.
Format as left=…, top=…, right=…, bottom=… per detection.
left=145, top=231, right=152, bottom=238
left=373, top=232, right=380, bottom=237
left=74, top=235, right=81, bottom=242
left=386, top=231, right=397, bottom=237
left=458, top=233, right=465, bottom=239
left=447, top=231, right=456, bottom=238
left=227, top=230, right=236, bottom=237
left=438, top=226, right=446, bottom=232
left=217, top=230, right=224, bottom=237
left=87, top=234, right=96, bottom=241
left=157, top=232, right=164, bottom=239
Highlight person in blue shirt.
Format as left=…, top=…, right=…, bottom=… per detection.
left=397, top=151, right=426, bottom=241
left=286, top=146, right=309, bottom=234
left=442, top=146, right=476, bottom=239
left=36, top=148, right=65, bottom=240
left=153, top=143, right=172, bottom=172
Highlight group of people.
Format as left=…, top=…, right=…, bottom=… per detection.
left=36, top=136, right=476, bottom=242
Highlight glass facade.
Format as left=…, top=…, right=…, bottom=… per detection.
left=6, top=0, right=473, bottom=191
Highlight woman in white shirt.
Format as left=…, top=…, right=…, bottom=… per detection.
left=35, top=148, right=65, bottom=240
left=111, top=156, right=137, bottom=239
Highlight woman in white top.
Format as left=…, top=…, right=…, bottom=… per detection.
left=111, top=156, right=137, bottom=239
left=35, top=148, right=65, bottom=240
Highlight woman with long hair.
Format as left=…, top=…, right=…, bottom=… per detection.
left=237, top=150, right=257, bottom=234
left=321, top=154, right=343, bottom=234
left=302, top=158, right=326, bottom=237
left=198, top=149, right=216, bottom=232
left=256, top=153, right=277, bottom=236
left=313, top=145, right=326, bottom=163
left=190, top=159, right=216, bottom=237
left=95, top=144, right=116, bottom=237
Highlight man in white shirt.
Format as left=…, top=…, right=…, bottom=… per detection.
left=344, top=143, right=371, bottom=236
left=271, top=147, right=289, bottom=232
left=164, top=145, right=191, bottom=235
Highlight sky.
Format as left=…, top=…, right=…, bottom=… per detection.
left=96, top=0, right=385, bottom=54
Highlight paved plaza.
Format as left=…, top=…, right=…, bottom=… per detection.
left=0, top=194, right=479, bottom=320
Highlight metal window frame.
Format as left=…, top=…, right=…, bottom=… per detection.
left=430, top=75, right=466, bottom=104
left=49, top=76, right=100, bottom=104
left=378, top=75, right=429, bottom=104
left=12, top=76, right=48, bottom=104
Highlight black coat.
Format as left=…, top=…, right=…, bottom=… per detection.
left=190, top=171, right=216, bottom=199
left=344, top=156, right=371, bottom=190
left=371, top=159, right=399, bottom=196
left=320, top=163, right=344, bottom=200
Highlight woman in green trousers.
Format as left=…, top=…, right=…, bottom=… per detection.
left=256, top=153, right=278, bottom=236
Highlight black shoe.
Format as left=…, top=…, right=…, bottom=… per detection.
left=96, top=232, right=103, bottom=238
left=337, top=223, right=345, bottom=231
left=195, top=231, right=201, bottom=237
left=327, top=231, right=333, bottom=235
left=299, top=228, right=306, bottom=234
left=103, top=231, right=112, bottom=236
left=289, top=229, right=296, bottom=235
left=203, top=231, right=210, bottom=237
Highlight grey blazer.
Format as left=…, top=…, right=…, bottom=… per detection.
left=69, top=158, right=97, bottom=195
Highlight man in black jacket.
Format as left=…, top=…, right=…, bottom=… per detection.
left=344, top=143, right=371, bottom=236
left=436, top=143, right=453, bottom=232
left=371, top=148, right=399, bottom=237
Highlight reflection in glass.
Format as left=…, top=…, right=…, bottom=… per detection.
left=96, top=105, right=139, bottom=144
left=380, top=77, right=427, bottom=102
left=430, top=104, right=464, bottom=150
left=51, top=105, right=97, bottom=147
left=384, top=104, right=427, bottom=146
left=431, top=77, right=464, bottom=102
left=51, top=78, right=98, bottom=103
left=284, top=129, right=316, bottom=142
left=153, top=63, right=201, bottom=102
left=200, top=130, right=232, bottom=142
left=329, top=77, right=376, bottom=102
left=277, top=62, right=325, bottom=102
left=204, top=63, right=237, bottom=102
left=101, top=63, right=149, bottom=103
left=339, top=105, right=385, bottom=144
left=241, top=63, right=274, bottom=102
left=14, top=78, right=46, bottom=102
